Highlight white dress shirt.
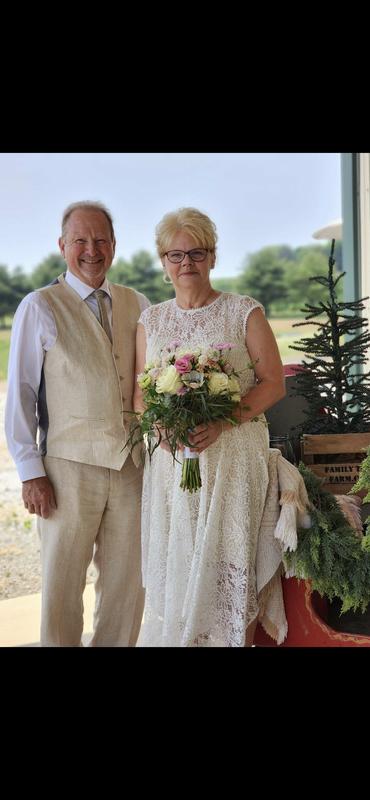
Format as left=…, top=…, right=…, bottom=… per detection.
left=4, top=271, right=150, bottom=482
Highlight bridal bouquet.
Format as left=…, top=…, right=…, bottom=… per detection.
left=130, top=340, right=247, bottom=493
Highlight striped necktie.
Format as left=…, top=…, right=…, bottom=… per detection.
left=94, top=289, right=112, bottom=344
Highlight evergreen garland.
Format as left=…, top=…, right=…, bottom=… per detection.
left=284, top=463, right=370, bottom=613
left=289, top=240, right=370, bottom=433
left=351, top=445, right=370, bottom=548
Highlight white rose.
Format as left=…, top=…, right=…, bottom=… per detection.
left=156, top=365, right=183, bottom=395
left=228, top=375, right=241, bottom=400
left=207, top=372, right=230, bottom=394
left=137, top=373, right=152, bottom=389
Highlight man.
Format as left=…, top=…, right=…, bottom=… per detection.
left=5, top=201, right=150, bottom=646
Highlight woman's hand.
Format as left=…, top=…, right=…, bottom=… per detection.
left=187, top=421, right=224, bottom=454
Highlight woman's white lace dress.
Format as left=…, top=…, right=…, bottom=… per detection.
left=137, top=292, right=270, bottom=647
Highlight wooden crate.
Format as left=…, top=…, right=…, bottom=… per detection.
left=301, top=433, right=370, bottom=495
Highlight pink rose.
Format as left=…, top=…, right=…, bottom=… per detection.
left=175, top=356, right=193, bottom=373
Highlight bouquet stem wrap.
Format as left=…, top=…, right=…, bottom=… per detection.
left=180, top=446, right=202, bottom=493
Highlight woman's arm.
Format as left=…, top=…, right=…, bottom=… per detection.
left=234, top=307, right=286, bottom=424
left=188, top=307, right=286, bottom=453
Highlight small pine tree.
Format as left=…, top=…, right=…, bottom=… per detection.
left=289, top=239, right=370, bottom=433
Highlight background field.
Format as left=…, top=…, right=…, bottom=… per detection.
left=0, top=317, right=315, bottom=381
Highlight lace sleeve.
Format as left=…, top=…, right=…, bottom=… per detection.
left=240, top=295, right=265, bottom=338
left=138, top=305, right=152, bottom=331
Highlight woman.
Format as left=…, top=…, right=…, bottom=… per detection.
left=134, top=207, right=285, bottom=647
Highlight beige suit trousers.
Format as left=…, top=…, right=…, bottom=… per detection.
left=38, top=454, right=144, bottom=647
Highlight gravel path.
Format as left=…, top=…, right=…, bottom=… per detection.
left=0, top=382, right=96, bottom=600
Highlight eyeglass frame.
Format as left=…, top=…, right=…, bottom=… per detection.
left=163, top=248, right=211, bottom=264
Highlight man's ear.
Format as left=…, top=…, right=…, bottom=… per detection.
left=58, top=237, right=65, bottom=258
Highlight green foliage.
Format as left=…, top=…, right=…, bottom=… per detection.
left=31, top=254, right=65, bottom=288
left=212, top=276, right=239, bottom=293
left=0, top=255, right=64, bottom=328
left=289, top=241, right=370, bottom=433
left=284, top=463, right=370, bottom=613
left=352, top=446, right=370, bottom=544
left=132, top=388, right=240, bottom=462
left=283, top=249, right=342, bottom=309
left=352, top=446, right=370, bottom=504
left=237, top=246, right=289, bottom=316
left=109, top=250, right=174, bottom=304
left=0, top=239, right=346, bottom=327
left=237, top=242, right=342, bottom=318
left=0, top=265, right=33, bottom=323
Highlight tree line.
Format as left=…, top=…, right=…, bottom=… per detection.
left=0, top=241, right=342, bottom=325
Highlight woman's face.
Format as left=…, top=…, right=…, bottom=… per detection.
left=162, top=231, right=215, bottom=289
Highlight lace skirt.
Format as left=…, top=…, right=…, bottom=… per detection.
left=138, top=420, right=270, bottom=647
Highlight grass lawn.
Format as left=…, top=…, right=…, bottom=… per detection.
left=269, top=317, right=317, bottom=363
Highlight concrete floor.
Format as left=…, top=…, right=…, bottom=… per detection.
left=0, top=583, right=95, bottom=647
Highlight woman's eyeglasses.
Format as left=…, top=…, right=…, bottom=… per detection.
left=164, top=248, right=209, bottom=264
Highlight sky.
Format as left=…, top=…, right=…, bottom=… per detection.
left=0, top=153, right=341, bottom=278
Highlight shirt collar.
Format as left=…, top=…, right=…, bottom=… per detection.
left=65, top=270, right=111, bottom=300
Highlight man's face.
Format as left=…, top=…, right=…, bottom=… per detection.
left=59, top=209, right=116, bottom=288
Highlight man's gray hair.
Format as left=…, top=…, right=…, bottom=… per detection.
left=61, top=201, right=115, bottom=241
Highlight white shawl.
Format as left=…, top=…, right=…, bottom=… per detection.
left=256, top=448, right=311, bottom=644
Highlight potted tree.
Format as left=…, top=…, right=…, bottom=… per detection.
left=254, top=240, right=370, bottom=647
left=289, top=239, right=370, bottom=494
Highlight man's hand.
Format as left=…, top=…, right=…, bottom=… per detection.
left=22, top=476, right=57, bottom=519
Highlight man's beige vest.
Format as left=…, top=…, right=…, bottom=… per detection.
left=37, top=274, right=142, bottom=470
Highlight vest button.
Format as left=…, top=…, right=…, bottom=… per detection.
left=114, top=354, right=120, bottom=359
left=119, top=375, right=124, bottom=380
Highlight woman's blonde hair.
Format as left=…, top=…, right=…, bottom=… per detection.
left=155, top=207, right=218, bottom=258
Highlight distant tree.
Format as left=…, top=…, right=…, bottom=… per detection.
left=109, top=250, right=174, bottom=304
left=237, top=246, right=289, bottom=316
left=31, top=253, right=65, bottom=289
left=29, top=249, right=174, bottom=303
left=284, top=249, right=343, bottom=309
left=296, top=242, right=343, bottom=272
left=0, top=265, right=15, bottom=322
left=0, top=265, right=33, bottom=325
